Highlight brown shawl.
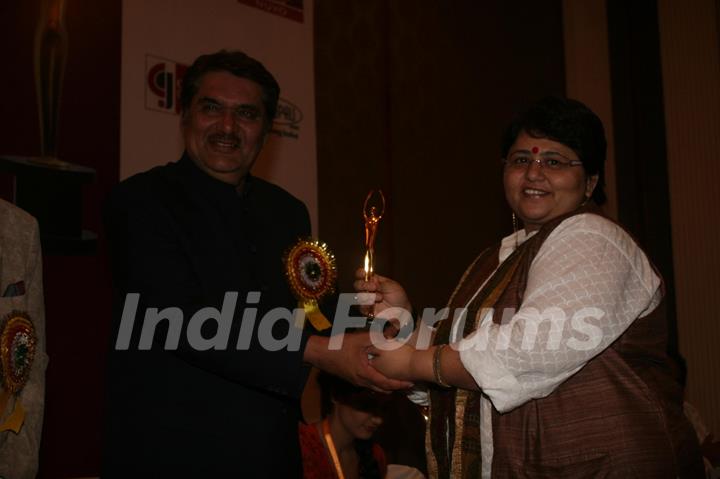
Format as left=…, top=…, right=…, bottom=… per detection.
left=427, top=207, right=703, bottom=478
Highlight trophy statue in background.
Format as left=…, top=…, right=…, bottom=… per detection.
left=33, top=0, right=68, bottom=167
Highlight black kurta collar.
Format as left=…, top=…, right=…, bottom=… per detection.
left=177, top=151, right=255, bottom=203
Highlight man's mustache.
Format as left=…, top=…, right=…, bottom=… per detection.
left=208, top=133, right=241, bottom=146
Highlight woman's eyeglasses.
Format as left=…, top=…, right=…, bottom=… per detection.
left=503, top=153, right=583, bottom=171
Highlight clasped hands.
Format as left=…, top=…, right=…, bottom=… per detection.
left=352, top=268, right=433, bottom=386
left=306, top=269, right=431, bottom=393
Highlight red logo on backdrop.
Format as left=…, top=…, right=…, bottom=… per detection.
left=145, top=55, right=189, bottom=115
left=237, top=0, right=304, bottom=23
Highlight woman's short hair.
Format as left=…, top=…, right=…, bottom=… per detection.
left=501, top=96, right=608, bottom=205
left=180, top=49, right=280, bottom=130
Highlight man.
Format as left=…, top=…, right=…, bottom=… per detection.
left=0, top=199, right=47, bottom=479
left=103, top=50, right=407, bottom=476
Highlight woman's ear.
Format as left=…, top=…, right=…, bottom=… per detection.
left=585, top=174, right=599, bottom=199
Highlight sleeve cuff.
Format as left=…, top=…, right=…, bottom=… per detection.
left=457, top=335, right=525, bottom=413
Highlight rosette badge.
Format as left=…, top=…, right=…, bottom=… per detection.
left=284, top=238, right=337, bottom=331
left=0, top=311, right=37, bottom=433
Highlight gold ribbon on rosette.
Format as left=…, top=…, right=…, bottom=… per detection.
left=0, top=311, right=37, bottom=434
left=284, top=239, right=337, bottom=331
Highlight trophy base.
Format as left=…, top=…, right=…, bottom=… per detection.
left=0, top=155, right=96, bottom=255
left=26, top=155, right=74, bottom=170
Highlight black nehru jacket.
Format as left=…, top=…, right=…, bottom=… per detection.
left=103, top=153, right=312, bottom=477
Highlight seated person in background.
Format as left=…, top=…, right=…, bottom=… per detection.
left=301, top=372, right=389, bottom=479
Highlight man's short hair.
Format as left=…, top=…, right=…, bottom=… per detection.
left=180, top=49, right=280, bottom=129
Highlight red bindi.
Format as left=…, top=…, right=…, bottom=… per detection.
left=531, top=146, right=539, bottom=154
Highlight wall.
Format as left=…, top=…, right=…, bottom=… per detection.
left=563, top=0, right=617, bottom=220
left=564, top=0, right=720, bottom=438
left=658, top=0, right=720, bottom=437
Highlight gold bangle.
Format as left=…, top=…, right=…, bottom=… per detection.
left=433, top=344, right=451, bottom=388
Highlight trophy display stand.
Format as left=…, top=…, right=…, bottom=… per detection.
left=1, top=0, right=97, bottom=254
left=0, top=156, right=96, bottom=255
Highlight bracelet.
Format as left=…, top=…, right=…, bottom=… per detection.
left=433, top=344, right=451, bottom=388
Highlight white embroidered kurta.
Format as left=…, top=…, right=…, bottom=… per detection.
left=451, top=213, right=662, bottom=478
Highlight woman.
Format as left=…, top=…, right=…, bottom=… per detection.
left=355, top=97, right=703, bottom=478
left=300, top=372, right=388, bottom=479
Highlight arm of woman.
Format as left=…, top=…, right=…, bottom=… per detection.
left=368, top=214, right=663, bottom=401
left=353, top=270, right=482, bottom=394
left=352, top=269, right=495, bottom=390
left=367, top=342, right=479, bottom=390
left=457, top=214, right=662, bottom=411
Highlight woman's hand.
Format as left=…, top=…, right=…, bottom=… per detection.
left=366, top=339, right=435, bottom=384
left=367, top=341, right=418, bottom=382
left=368, top=339, right=480, bottom=390
left=353, top=268, right=412, bottom=319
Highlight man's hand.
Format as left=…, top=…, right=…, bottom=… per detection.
left=303, top=333, right=413, bottom=393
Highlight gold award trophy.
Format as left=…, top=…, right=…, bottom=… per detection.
left=363, top=190, right=385, bottom=282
